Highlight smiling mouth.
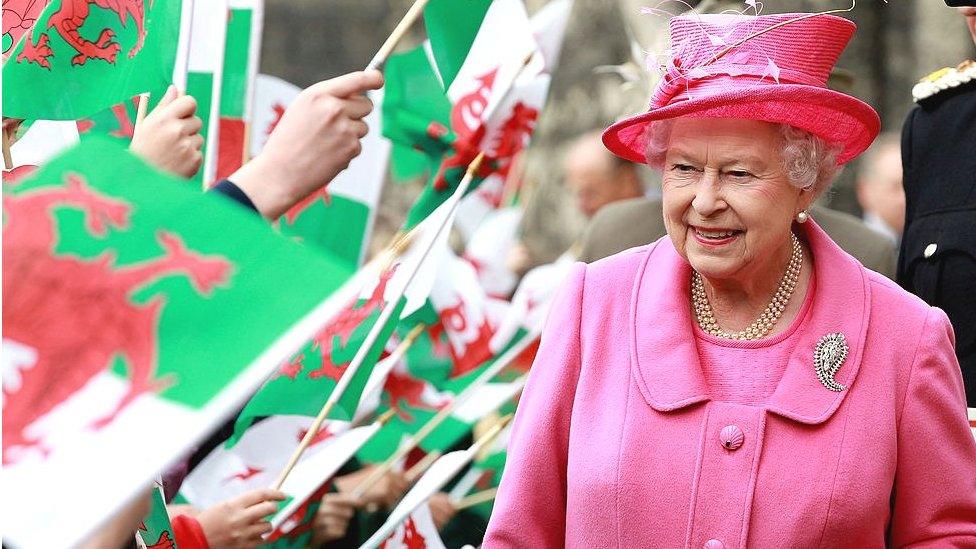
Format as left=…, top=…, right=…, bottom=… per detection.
left=693, top=227, right=743, bottom=241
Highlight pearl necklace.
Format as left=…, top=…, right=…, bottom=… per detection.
left=691, top=233, right=802, bottom=340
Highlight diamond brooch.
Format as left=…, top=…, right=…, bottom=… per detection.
left=814, top=332, right=849, bottom=392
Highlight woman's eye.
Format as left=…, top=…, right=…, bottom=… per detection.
left=727, top=170, right=753, bottom=178
left=671, top=164, right=697, bottom=173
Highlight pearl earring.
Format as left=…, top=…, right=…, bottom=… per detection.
left=796, top=210, right=809, bottom=223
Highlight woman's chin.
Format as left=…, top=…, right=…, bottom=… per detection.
left=686, top=255, right=743, bottom=280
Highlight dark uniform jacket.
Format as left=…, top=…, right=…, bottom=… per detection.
left=898, top=68, right=976, bottom=405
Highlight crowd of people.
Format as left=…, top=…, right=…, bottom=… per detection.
left=4, top=3, right=976, bottom=549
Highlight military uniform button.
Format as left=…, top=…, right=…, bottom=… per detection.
left=924, top=243, right=938, bottom=258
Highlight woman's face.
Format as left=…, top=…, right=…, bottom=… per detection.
left=661, top=118, right=814, bottom=283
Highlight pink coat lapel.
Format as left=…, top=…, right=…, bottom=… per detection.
left=630, top=220, right=871, bottom=424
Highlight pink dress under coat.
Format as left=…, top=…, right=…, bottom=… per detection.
left=483, top=220, right=976, bottom=548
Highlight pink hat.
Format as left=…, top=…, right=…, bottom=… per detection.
left=603, top=13, right=880, bottom=165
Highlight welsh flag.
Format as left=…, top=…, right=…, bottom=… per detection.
left=452, top=0, right=573, bottom=240
left=362, top=446, right=482, bottom=548
left=185, top=0, right=227, bottom=187
left=383, top=0, right=538, bottom=230
left=180, top=416, right=381, bottom=547
left=214, top=0, right=263, bottom=182
left=135, top=483, right=177, bottom=549
left=76, top=94, right=145, bottom=143
left=2, top=0, right=193, bottom=120
left=2, top=0, right=47, bottom=54
left=230, top=180, right=463, bottom=444
left=229, top=267, right=407, bottom=445
left=2, top=137, right=359, bottom=548
left=374, top=502, right=446, bottom=549
left=493, top=252, right=576, bottom=347
left=460, top=418, right=512, bottom=520
left=251, top=74, right=389, bottom=267
left=72, top=0, right=226, bottom=161
left=356, top=360, right=524, bottom=464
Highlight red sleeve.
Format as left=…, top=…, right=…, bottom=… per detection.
left=171, top=515, right=210, bottom=549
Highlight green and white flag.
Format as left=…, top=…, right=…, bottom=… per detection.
left=214, top=0, right=263, bottom=182
left=2, top=0, right=193, bottom=119
left=1, top=137, right=361, bottom=548
left=361, top=447, right=479, bottom=548
left=135, top=482, right=177, bottom=549
left=384, top=0, right=540, bottom=230
left=452, top=0, right=573, bottom=240
left=252, top=75, right=389, bottom=268
left=186, top=0, right=228, bottom=188
left=422, top=0, right=492, bottom=90
left=372, top=502, right=446, bottom=549
left=230, top=269, right=407, bottom=444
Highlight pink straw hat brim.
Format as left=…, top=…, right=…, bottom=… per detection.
left=602, top=84, right=880, bottom=166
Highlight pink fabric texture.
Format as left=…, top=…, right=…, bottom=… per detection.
left=483, top=220, right=976, bottom=548
left=602, top=13, right=880, bottom=165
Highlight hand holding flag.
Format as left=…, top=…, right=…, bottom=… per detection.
left=230, top=70, right=384, bottom=220
left=196, top=488, right=286, bottom=548
left=129, top=85, right=205, bottom=179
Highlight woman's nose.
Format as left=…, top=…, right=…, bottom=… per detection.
left=691, top=175, right=726, bottom=217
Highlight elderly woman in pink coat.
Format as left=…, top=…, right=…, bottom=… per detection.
left=483, top=12, right=976, bottom=549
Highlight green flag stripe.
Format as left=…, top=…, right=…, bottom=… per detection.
left=220, top=9, right=253, bottom=118
left=424, top=0, right=493, bottom=89
left=185, top=71, right=216, bottom=187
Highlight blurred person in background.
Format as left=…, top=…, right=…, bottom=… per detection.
left=565, top=130, right=646, bottom=219
left=898, top=5, right=976, bottom=405
left=508, top=130, right=647, bottom=275
left=856, top=133, right=905, bottom=244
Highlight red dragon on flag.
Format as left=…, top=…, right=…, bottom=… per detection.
left=2, top=173, right=233, bottom=464
left=432, top=68, right=539, bottom=194
left=16, top=0, right=151, bottom=68
left=2, top=0, right=48, bottom=54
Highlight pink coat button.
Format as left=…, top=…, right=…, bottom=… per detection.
left=720, top=425, right=744, bottom=451
left=704, top=539, right=725, bottom=549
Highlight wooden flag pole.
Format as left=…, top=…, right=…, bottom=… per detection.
left=132, top=92, right=151, bottom=140
left=404, top=450, right=442, bottom=482
left=456, top=488, right=498, bottom=511
left=350, top=332, right=537, bottom=499
left=365, top=0, right=432, bottom=71
left=2, top=127, right=13, bottom=170
left=271, top=154, right=485, bottom=491
left=467, top=413, right=513, bottom=456
left=271, top=322, right=425, bottom=491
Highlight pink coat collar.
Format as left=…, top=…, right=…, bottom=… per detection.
left=629, top=220, right=872, bottom=424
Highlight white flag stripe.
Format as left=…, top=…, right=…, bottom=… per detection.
left=9, top=121, right=80, bottom=167
left=269, top=422, right=381, bottom=531
left=188, top=0, right=228, bottom=72
left=360, top=449, right=476, bottom=549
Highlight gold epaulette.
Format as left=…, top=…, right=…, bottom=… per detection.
left=912, top=60, right=976, bottom=103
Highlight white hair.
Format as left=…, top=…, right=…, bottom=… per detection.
left=645, top=119, right=842, bottom=198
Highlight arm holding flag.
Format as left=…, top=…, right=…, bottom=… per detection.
left=229, top=70, right=384, bottom=220
left=483, top=263, right=586, bottom=548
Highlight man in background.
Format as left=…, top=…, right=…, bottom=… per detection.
left=857, top=133, right=905, bottom=245
left=565, top=130, right=646, bottom=219
left=509, top=130, right=647, bottom=275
